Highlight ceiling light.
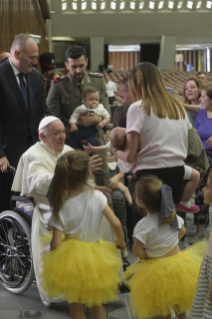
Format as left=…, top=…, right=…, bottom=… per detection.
left=62, top=2, right=67, bottom=10
left=206, top=0, right=212, bottom=8
left=120, top=2, right=125, bottom=9
left=101, top=2, right=106, bottom=9
left=111, top=1, right=116, bottom=9
left=158, top=1, right=164, bottom=9
left=196, top=1, right=202, bottom=8
left=168, top=1, right=174, bottom=9
left=177, top=1, right=183, bottom=8
left=149, top=1, right=155, bottom=9
left=139, top=1, right=144, bottom=9
left=72, top=2, right=77, bottom=10
left=187, top=1, right=193, bottom=9
left=81, top=2, right=87, bottom=10
left=130, top=1, right=136, bottom=9
left=92, top=2, right=97, bottom=9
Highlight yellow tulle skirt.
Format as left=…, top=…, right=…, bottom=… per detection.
left=39, top=238, right=121, bottom=307
left=122, top=240, right=207, bottom=319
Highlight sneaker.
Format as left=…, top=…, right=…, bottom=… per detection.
left=119, top=283, right=130, bottom=294
left=121, top=249, right=129, bottom=259
left=177, top=203, right=200, bottom=213
left=188, top=233, right=204, bottom=245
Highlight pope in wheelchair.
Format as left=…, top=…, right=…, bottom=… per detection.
left=11, top=116, right=114, bottom=305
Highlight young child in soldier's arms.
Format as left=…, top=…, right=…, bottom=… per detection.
left=67, top=87, right=110, bottom=149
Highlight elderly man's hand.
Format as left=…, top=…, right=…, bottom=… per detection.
left=0, top=157, right=10, bottom=173
left=90, top=154, right=103, bottom=172
left=96, top=186, right=112, bottom=198
left=78, top=113, right=99, bottom=127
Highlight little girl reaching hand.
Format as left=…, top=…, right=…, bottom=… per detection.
left=123, top=175, right=207, bottom=319
left=39, top=150, right=126, bottom=319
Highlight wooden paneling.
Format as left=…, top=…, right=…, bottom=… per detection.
left=0, top=0, right=49, bottom=64
left=109, top=51, right=140, bottom=72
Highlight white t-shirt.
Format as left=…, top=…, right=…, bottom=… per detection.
left=106, top=81, right=117, bottom=97
left=126, top=101, right=192, bottom=171
left=48, top=190, right=107, bottom=242
left=134, top=213, right=184, bottom=258
left=105, top=141, right=132, bottom=173
left=69, top=103, right=110, bottom=123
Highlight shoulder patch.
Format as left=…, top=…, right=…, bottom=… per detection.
left=53, top=76, right=65, bottom=83
left=88, top=72, right=103, bottom=78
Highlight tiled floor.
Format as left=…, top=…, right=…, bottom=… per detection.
left=0, top=206, right=211, bottom=319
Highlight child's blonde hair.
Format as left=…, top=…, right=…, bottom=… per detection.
left=49, top=150, right=94, bottom=220
left=135, top=175, right=176, bottom=226
left=83, top=86, right=98, bottom=99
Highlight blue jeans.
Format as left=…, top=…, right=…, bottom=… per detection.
left=66, top=124, right=98, bottom=149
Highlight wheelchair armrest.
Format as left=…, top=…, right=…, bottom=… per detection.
left=10, top=195, right=36, bottom=209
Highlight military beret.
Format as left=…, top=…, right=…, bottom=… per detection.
left=39, top=52, right=56, bottom=74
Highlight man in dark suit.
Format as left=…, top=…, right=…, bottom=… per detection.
left=0, top=34, right=50, bottom=211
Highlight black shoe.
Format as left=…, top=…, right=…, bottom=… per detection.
left=119, top=283, right=130, bottom=294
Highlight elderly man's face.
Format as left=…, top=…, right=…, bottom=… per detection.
left=15, top=38, right=38, bottom=74
left=42, top=120, right=66, bottom=153
left=119, top=84, right=131, bottom=105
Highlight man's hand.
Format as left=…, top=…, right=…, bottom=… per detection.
left=78, top=113, right=99, bottom=127
left=0, top=157, right=10, bottom=173
left=96, top=186, right=112, bottom=198
left=97, top=122, right=104, bottom=129
left=70, top=123, right=78, bottom=132
left=90, top=154, right=103, bottom=172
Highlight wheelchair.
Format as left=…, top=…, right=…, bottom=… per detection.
left=0, top=166, right=53, bottom=307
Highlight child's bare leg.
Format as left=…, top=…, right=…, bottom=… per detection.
left=174, top=311, right=186, bottom=319
left=117, top=182, right=132, bottom=206
left=70, top=303, right=86, bottom=319
left=90, top=305, right=106, bottom=319
left=178, top=168, right=200, bottom=213
left=151, top=316, right=171, bottom=319
left=181, top=168, right=200, bottom=203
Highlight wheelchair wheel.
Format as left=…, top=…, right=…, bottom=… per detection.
left=0, top=210, right=35, bottom=294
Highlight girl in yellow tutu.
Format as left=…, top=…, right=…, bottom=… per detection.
left=122, top=175, right=206, bottom=319
left=39, top=150, right=126, bottom=319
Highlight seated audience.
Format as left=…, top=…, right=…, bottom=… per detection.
left=187, top=84, right=212, bottom=244
left=182, top=77, right=202, bottom=126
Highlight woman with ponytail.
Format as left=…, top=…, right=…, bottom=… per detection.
left=39, top=150, right=126, bottom=319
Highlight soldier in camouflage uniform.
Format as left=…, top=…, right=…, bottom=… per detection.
left=47, top=46, right=110, bottom=188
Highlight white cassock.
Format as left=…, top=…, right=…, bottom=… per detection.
left=12, top=141, right=114, bottom=303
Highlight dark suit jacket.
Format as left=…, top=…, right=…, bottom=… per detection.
left=0, top=60, right=50, bottom=167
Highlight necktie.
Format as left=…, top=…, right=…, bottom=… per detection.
left=77, top=83, right=83, bottom=95
left=18, top=73, right=29, bottom=110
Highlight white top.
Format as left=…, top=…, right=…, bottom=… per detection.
left=134, top=213, right=184, bottom=258
left=69, top=103, right=110, bottom=123
left=106, top=80, right=117, bottom=97
left=126, top=100, right=192, bottom=171
left=49, top=190, right=107, bottom=242
left=12, top=142, right=73, bottom=210
left=206, top=229, right=212, bottom=258
left=105, top=141, right=132, bottom=173
left=9, top=59, right=27, bottom=87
